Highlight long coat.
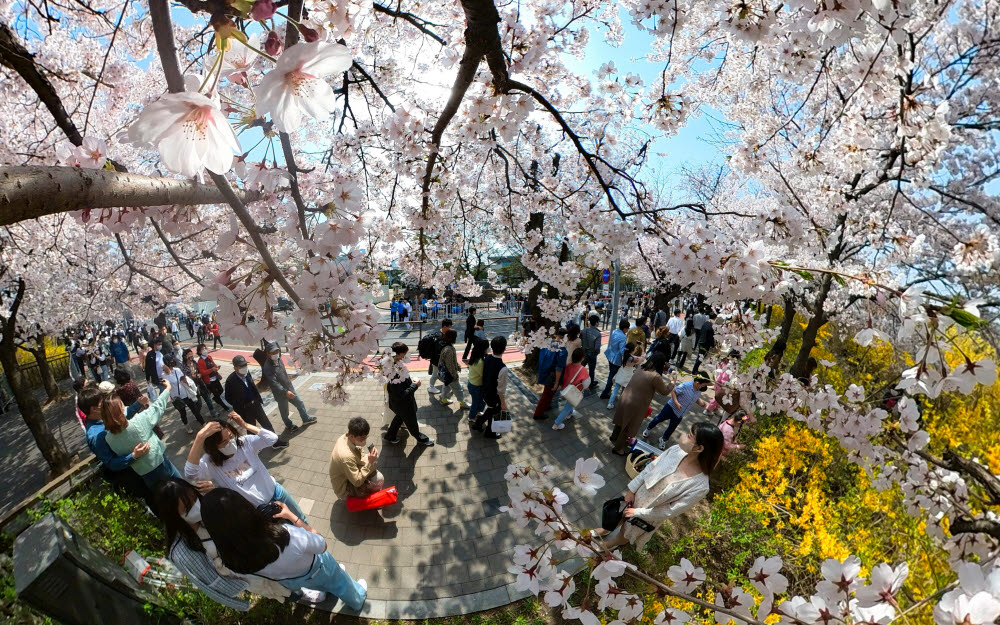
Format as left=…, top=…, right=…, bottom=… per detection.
left=611, top=369, right=673, bottom=452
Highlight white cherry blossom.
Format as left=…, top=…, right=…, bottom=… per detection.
left=256, top=41, right=353, bottom=131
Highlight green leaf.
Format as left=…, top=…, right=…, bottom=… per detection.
left=944, top=307, right=987, bottom=330
left=794, top=269, right=814, bottom=281
left=833, top=274, right=847, bottom=287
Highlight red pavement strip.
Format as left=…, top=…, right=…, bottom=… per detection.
left=132, top=331, right=611, bottom=371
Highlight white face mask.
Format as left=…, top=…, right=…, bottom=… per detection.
left=270, top=354, right=280, bottom=362
left=237, top=367, right=249, bottom=376
left=182, top=499, right=202, bottom=524
left=221, top=439, right=238, bottom=456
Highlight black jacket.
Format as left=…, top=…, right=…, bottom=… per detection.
left=224, top=371, right=263, bottom=411
left=386, top=375, right=419, bottom=419
left=464, top=314, right=477, bottom=341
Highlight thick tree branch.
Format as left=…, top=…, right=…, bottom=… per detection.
left=148, top=0, right=185, bottom=93
left=0, top=22, right=83, bottom=146
left=0, top=166, right=261, bottom=226
left=373, top=2, right=447, bottom=45
left=950, top=518, right=1000, bottom=540
left=150, top=219, right=204, bottom=286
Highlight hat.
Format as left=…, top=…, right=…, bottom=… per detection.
left=232, top=355, right=248, bottom=367
left=694, top=376, right=711, bottom=385
left=265, top=341, right=281, bottom=353
left=97, top=381, right=116, bottom=396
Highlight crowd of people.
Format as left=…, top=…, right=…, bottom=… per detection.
left=67, top=292, right=748, bottom=612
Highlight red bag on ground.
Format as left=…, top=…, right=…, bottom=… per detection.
left=345, top=486, right=398, bottom=512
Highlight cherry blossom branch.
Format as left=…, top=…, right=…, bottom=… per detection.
left=372, top=2, right=447, bottom=45
left=0, top=22, right=83, bottom=146
left=622, top=567, right=776, bottom=625
left=113, top=233, right=181, bottom=296
left=0, top=166, right=261, bottom=226
left=149, top=219, right=204, bottom=286
left=148, top=0, right=185, bottom=93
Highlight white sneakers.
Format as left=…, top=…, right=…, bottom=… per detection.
left=552, top=423, right=565, bottom=430
left=359, top=578, right=368, bottom=592
left=428, top=385, right=441, bottom=394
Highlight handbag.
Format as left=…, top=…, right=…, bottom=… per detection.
left=345, top=486, right=398, bottom=512
left=181, top=375, right=199, bottom=398
left=614, top=365, right=635, bottom=387
left=601, top=496, right=626, bottom=531
left=559, top=367, right=587, bottom=407
left=491, top=410, right=513, bottom=433
left=438, top=363, right=454, bottom=386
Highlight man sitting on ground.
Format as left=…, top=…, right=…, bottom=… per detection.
left=329, top=417, right=385, bottom=499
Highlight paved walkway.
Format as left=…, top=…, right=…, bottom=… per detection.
left=158, top=357, right=644, bottom=619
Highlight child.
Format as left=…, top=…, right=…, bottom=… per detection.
left=607, top=343, right=645, bottom=410
left=719, top=411, right=755, bottom=457
left=706, top=349, right=740, bottom=414
left=552, top=349, right=590, bottom=430
left=675, top=318, right=696, bottom=369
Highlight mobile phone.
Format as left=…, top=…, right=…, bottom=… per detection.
left=367, top=443, right=375, bottom=452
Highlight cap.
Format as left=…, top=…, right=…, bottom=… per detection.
left=232, top=355, right=248, bottom=367
left=97, top=381, right=116, bottom=396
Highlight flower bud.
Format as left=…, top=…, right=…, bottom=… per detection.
left=249, top=0, right=276, bottom=21
left=299, top=24, right=320, bottom=42
left=264, top=30, right=283, bottom=56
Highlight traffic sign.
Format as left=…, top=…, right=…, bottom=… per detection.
left=602, top=268, right=611, bottom=284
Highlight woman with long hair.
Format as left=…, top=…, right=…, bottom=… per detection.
left=465, top=338, right=490, bottom=422
left=154, top=479, right=307, bottom=606
left=436, top=328, right=467, bottom=408
left=607, top=342, right=645, bottom=410
left=201, top=488, right=367, bottom=611
left=184, top=416, right=309, bottom=522
left=102, top=379, right=181, bottom=487
left=609, top=352, right=673, bottom=455
left=182, top=347, right=219, bottom=419
left=601, top=421, right=723, bottom=550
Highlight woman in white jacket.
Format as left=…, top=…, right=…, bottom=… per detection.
left=602, top=421, right=723, bottom=550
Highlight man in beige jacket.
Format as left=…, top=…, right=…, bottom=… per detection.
left=329, top=417, right=385, bottom=499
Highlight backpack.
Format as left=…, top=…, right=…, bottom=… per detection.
left=417, top=330, right=441, bottom=360
left=251, top=339, right=268, bottom=366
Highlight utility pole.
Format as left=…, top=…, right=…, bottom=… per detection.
left=610, top=258, right=621, bottom=331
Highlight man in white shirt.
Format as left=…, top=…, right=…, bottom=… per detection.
left=665, top=309, right=685, bottom=362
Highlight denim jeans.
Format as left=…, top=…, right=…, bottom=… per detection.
left=608, top=383, right=624, bottom=406
left=601, top=363, right=621, bottom=397
left=272, top=482, right=307, bottom=522
left=645, top=404, right=683, bottom=442
left=440, top=380, right=465, bottom=402
left=277, top=551, right=366, bottom=611
left=553, top=397, right=576, bottom=426
left=466, top=382, right=484, bottom=420
left=141, top=457, right=182, bottom=489
left=275, top=391, right=312, bottom=429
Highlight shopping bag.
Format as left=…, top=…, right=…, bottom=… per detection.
left=491, top=410, right=513, bottom=433
left=345, top=486, right=398, bottom=512
left=560, top=385, right=583, bottom=407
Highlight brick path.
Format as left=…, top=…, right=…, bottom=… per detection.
left=161, top=357, right=640, bottom=619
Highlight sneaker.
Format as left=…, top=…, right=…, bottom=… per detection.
left=656, top=438, right=667, bottom=450
left=300, top=588, right=327, bottom=604
left=428, top=386, right=441, bottom=394
left=470, top=422, right=484, bottom=432
left=272, top=440, right=290, bottom=449
left=552, top=423, right=565, bottom=431
left=340, top=563, right=346, bottom=571
left=286, top=423, right=300, bottom=432
left=382, top=432, right=401, bottom=444
left=302, top=417, right=318, bottom=426
left=440, top=397, right=453, bottom=406
left=458, top=400, right=469, bottom=409
left=566, top=411, right=575, bottom=421
left=606, top=403, right=615, bottom=410
left=185, top=426, right=194, bottom=434
left=417, top=436, right=435, bottom=447
left=484, top=431, right=502, bottom=440
left=641, top=429, right=649, bottom=439
left=599, top=393, right=610, bottom=400
left=358, top=579, right=368, bottom=593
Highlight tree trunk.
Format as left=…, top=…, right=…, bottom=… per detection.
left=653, top=286, right=685, bottom=314
left=777, top=296, right=796, bottom=345
left=521, top=211, right=546, bottom=372
left=765, top=304, right=774, bottom=327
left=789, top=275, right=832, bottom=379
left=0, top=340, right=71, bottom=474
left=29, top=346, right=60, bottom=401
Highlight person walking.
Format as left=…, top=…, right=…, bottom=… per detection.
left=600, top=422, right=722, bottom=550
left=261, top=342, right=317, bottom=433
left=665, top=309, right=684, bottom=361
left=109, top=335, right=130, bottom=371
left=423, top=318, right=453, bottom=394
left=599, top=319, right=630, bottom=399
left=551, top=348, right=590, bottom=431
left=470, top=336, right=509, bottom=440
left=565, top=323, right=582, bottom=358
left=436, top=329, right=467, bottom=408
left=609, top=353, right=673, bottom=455
left=580, top=315, right=602, bottom=390
left=642, top=377, right=711, bottom=448
left=209, top=320, right=224, bottom=350
left=674, top=318, right=697, bottom=370
left=223, top=355, right=288, bottom=449
left=201, top=488, right=367, bottom=611
left=653, top=306, right=668, bottom=331
left=464, top=338, right=489, bottom=422
left=691, top=313, right=717, bottom=376
left=145, top=337, right=167, bottom=400
left=626, top=316, right=648, bottom=350
left=532, top=327, right=568, bottom=420
left=163, top=356, right=204, bottom=434
left=607, top=342, right=644, bottom=410
left=171, top=318, right=181, bottom=342
left=382, top=343, right=435, bottom=447
left=462, top=307, right=478, bottom=361
left=196, top=345, right=230, bottom=414
left=185, top=417, right=307, bottom=520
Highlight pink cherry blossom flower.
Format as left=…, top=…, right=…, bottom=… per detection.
left=249, top=0, right=276, bottom=21
left=668, top=558, right=706, bottom=592
left=748, top=555, right=788, bottom=597
left=856, top=562, right=909, bottom=608
left=256, top=41, right=352, bottom=131
left=127, top=92, right=240, bottom=177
